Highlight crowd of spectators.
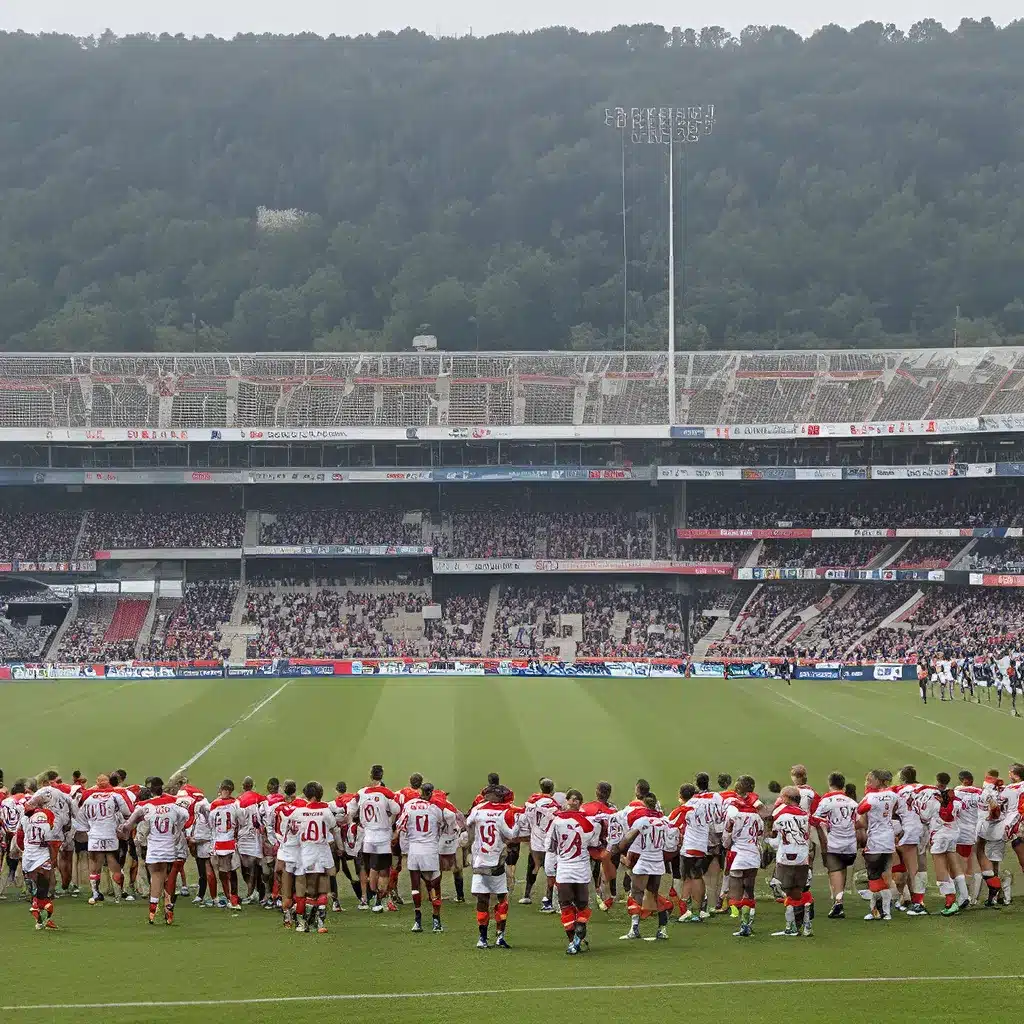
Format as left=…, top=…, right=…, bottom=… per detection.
left=54, top=597, right=139, bottom=662
left=893, top=540, right=964, bottom=569
left=674, top=540, right=751, bottom=564
left=756, top=541, right=885, bottom=569
left=82, top=511, right=244, bottom=550
left=259, top=510, right=423, bottom=547
left=243, top=585, right=425, bottom=659
left=491, top=582, right=684, bottom=659
left=0, top=510, right=83, bottom=561
left=708, top=584, right=829, bottom=657
left=685, top=488, right=1008, bottom=530
left=423, top=594, right=486, bottom=658
left=440, top=512, right=654, bottom=561
left=961, top=541, right=1024, bottom=572
left=805, top=584, right=918, bottom=659
left=144, top=580, right=238, bottom=661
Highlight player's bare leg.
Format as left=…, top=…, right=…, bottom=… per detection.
left=475, top=894, right=492, bottom=948
left=428, top=871, right=443, bottom=931
left=28, top=863, right=57, bottom=930
left=294, top=874, right=310, bottom=932
left=279, top=864, right=295, bottom=926
left=729, top=868, right=757, bottom=936
left=521, top=851, right=542, bottom=904
left=409, top=867, right=424, bottom=931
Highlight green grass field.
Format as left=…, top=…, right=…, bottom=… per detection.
left=1, top=676, right=1023, bottom=1023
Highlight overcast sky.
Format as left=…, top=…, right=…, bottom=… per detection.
left=0, top=0, right=1016, bottom=39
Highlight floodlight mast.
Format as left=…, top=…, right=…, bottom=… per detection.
left=603, top=105, right=715, bottom=425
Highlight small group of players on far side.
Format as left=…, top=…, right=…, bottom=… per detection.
left=3, top=760, right=1024, bottom=954
left=918, top=653, right=1022, bottom=715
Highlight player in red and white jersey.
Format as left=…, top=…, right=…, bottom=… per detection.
left=236, top=777, right=267, bottom=905
left=81, top=774, right=131, bottom=904
left=208, top=779, right=242, bottom=910
left=29, top=772, right=75, bottom=896
left=273, top=781, right=306, bottom=924
left=856, top=770, right=900, bottom=921
left=0, top=780, right=28, bottom=900
left=580, top=781, right=617, bottom=912
left=396, top=781, right=451, bottom=933
left=18, top=806, right=60, bottom=930
left=287, top=781, right=342, bottom=934
left=954, top=770, right=984, bottom=904
left=356, top=764, right=400, bottom=914
left=723, top=775, right=764, bottom=937
left=1003, top=762, right=1024, bottom=876
left=918, top=772, right=968, bottom=915
left=976, top=771, right=1011, bottom=906
left=329, top=781, right=362, bottom=911
left=465, top=786, right=521, bottom=949
left=548, top=789, right=601, bottom=955
left=389, top=772, right=425, bottom=903
left=614, top=792, right=673, bottom=941
left=891, top=765, right=927, bottom=915
left=789, top=765, right=821, bottom=858
left=432, top=788, right=467, bottom=904
left=768, top=787, right=812, bottom=937
left=672, top=782, right=714, bottom=923
left=519, top=778, right=560, bottom=911
left=119, top=778, right=189, bottom=925
left=692, top=773, right=724, bottom=918
left=173, top=782, right=214, bottom=906
left=812, top=772, right=859, bottom=919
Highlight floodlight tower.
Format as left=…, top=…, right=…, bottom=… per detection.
left=603, top=105, right=715, bottom=424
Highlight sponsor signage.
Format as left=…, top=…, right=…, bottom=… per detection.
left=431, top=558, right=733, bottom=575
left=679, top=527, right=1018, bottom=540
left=245, top=544, right=432, bottom=557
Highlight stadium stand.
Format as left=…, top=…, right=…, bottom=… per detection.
left=81, top=510, right=244, bottom=550
left=259, top=510, right=424, bottom=547
left=3, top=347, right=1024, bottom=430
left=144, top=580, right=237, bottom=661
left=0, top=510, right=83, bottom=560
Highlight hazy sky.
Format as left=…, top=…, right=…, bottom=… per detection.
left=0, top=0, right=1016, bottom=39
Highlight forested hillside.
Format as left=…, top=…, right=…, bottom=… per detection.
left=0, top=22, right=1022, bottom=353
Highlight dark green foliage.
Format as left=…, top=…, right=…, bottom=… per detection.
left=0, top=21, right=1022, bottom=352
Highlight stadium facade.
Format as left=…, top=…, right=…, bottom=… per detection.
left=0, top=347, right=1022, bottom=680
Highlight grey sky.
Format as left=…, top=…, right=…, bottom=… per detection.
left=1, top=0, right=1016, bottom=39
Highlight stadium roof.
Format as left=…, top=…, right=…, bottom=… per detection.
left=0, top=347, right=1020, bottom=429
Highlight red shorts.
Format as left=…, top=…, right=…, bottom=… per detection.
left=956, top=843, right=974, bottom=860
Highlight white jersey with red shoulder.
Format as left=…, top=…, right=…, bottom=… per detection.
left=18, top=808, right=58, bottom=873
left=856, top=787, right=900, bottom=854
left=208, top=797, right=241, bottom=855
left=811, top=790, right=858, bottom=854
left=396, top=797, right=446, bottom=853
left=523, top=792, right=561, bottom=851
left=548, top=810, right=600, bottom=883
left=81, top=786, right=131, bottom=840
left=625, top=807, right=669, bottom=874
left=724, top=800, right=764, bottom=870
left=356, top=785, right=400, bottom=845
left=465, top=801, right=519, bottom=870
left=135, top=795, right=189, bottom=861
left=771, top=804, right=810, bottom=866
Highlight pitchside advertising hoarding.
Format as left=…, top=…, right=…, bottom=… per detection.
left=0, top=657, right=920, bottom=681
left=2, top=413, right=1023, bottom=444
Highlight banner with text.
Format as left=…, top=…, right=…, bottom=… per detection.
left=245, top=544, right=432, bottom=557
left=678, top=527, right=1020, bottom=540
left=431, top=558, right=734, bottom=575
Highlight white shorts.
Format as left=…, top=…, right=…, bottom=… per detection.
left=632, top=856, right=665, bottom=877
left=88, top=835, right=119, bottom=853
left=22, top=846, right=53, bottom=874
left=406, top=850, right=440, bottom=876
left=984, top=838, right=1006, bottom=862
left=728, top=850, right=762, bottom=872
left=930, top=832, right=957, bottom=856
left=555, top=867, right=592, bottom=885
left=238, top=838, right=263, bottom=859
left=194, top=840, right=213, bottom=860
left=438, top=837, right=459, bottom=856
left=146, top=846, right=179, bottom=866
left=471, top=872, right=509, bottom=896
left=544, top=851, right=557, bottom=877
left=898, top=824, right=923, bottom=847
left=363, top=838, right=392, bottom=856
left=300, top=848, right=336, bottom=875
left=399, top=834, right=410, bottom=855
left=530, top=840, right=548, bottom=855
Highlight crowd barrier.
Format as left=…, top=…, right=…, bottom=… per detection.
left=0, top=657, right=920, bottom=682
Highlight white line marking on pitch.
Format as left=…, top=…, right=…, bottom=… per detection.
left=3, top=975, right=1022, bottom=1012
left=770, top=689, right=866, bottom=734
left=912, top=715, right=1019, bottom=761
left=173, top=682, right=290, bottom=774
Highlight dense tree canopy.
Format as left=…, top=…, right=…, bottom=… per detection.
left=0, top=21, right=1022, bottom=353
